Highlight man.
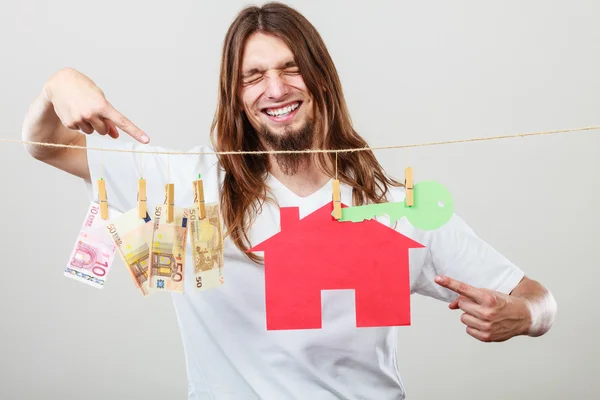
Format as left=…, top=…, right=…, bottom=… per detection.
left=22, top=2, right=556, bottom=399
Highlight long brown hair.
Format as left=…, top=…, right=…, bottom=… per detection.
left=210, top=2, right=401, bottom=263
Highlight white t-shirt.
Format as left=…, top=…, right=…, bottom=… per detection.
left=84, top=134, right=525, bottom=400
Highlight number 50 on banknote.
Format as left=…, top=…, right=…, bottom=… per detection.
left=189, top=202, right=225, bottom=291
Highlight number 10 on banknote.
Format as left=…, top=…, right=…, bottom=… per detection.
left=64, top=202, right=118, bottom=289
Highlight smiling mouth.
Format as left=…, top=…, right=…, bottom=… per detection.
left=262, top=101, right=301, bottom=118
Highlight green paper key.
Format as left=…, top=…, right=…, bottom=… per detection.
left=336, top=181, right=454, bottom=230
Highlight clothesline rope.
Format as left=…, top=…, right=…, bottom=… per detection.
left=4, top=125, right=598, bottom=155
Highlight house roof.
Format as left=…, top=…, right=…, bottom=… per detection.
left=249, top=201, right=425, bottom=253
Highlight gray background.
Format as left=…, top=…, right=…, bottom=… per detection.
left=1, top=0, right=598, bottom=399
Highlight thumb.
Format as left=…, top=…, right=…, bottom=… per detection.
left=449, top=295, right=467, bottom=310
left=104, top=119, right=119, bottom=139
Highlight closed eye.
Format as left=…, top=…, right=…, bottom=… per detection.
left=284, top=67, right=300, bottom=75
left=242, top=74, right=263, bottom=86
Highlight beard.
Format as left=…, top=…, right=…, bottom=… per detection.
left=258, top=118, right=315, bottom=176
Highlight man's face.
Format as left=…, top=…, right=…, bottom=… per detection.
left=239, top=32, right=314, bottom=141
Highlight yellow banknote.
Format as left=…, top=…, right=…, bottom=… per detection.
left=148, top=205, right=189, bottom=292
left=106, top=207, right=154, bottom=296
left=188, top=202, right=224, bottom=291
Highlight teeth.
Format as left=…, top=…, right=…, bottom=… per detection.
left=266, top=102, right=299, bottom=117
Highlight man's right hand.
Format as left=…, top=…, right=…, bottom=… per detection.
left=43, top=68, right=149, bottom=144
left=22, top=67, right=148, bottom=182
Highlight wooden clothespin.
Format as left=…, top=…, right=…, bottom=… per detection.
left=97, top=178, right=109, bottom=220
left=193, top=174, right=206, bottom=219
left=165, top=183, right=174, bottom=223
left=405, top=166, right=414, bottom=207
left=332, top=179, right=342, bottom=219
left=138, top=178, right=147, bottom=218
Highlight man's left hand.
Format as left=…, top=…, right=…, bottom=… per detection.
left=434, top=275, right=531, bottom=342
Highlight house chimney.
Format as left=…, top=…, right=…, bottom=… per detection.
left=279, top=207, right=299, bottom=231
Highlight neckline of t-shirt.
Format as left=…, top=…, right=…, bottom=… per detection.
left=267, top=173, right=333, bottom=203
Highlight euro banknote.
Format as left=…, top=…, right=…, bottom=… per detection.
left=189, top=202, right=224, bottom=291
left=106, top=207, right=154, bottom=296
left=65, top=202, right=118, bottom=289
left=148, top=205, right=189, bottom=292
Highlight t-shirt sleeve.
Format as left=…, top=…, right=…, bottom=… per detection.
left=387, top=184, right=525, bottom=303
left=412, top=213, right=525, bottom=302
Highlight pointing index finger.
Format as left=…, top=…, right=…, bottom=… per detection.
left=434, top=276, right=486, bottom=304
left=101, top=103, right=149, bottom=144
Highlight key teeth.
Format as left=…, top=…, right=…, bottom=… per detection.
left=336, top=203, right=408, bottom=225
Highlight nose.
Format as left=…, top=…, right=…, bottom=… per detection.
left=264, top=72, right=288, bottom=101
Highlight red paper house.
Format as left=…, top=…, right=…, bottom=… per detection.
left=249, top=201, right=425, bottom=330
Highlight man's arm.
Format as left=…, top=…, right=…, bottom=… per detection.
left=21, top=87, right=90, bottom=181
left=508, top=276, right=557, bottom=337
left=21, top=68, right=149, bottom=183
